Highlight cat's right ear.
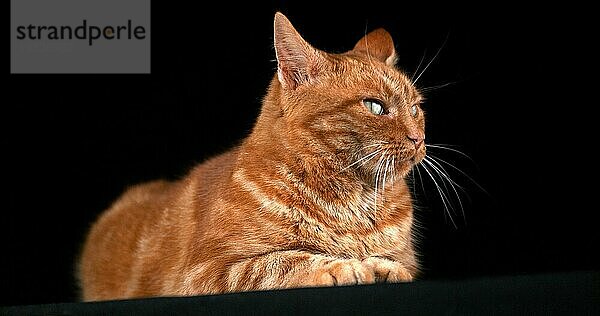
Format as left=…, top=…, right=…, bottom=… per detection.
left=352, top=28, right=397, bottom=66
left=274, top=12, right=327, bottom=90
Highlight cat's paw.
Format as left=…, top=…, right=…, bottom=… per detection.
left=310, top=259, right=376, bottom=286
left=361, top=257, right=413, bottom=282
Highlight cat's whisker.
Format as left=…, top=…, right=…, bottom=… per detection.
left=409, top=161, right=416, bottom=191
left=413, top=33, right=449, bottom=84
left=362, top=143, right=383, bottom=148
left=423, top=156, right=465, bottom=221
left=338, top=148, right=383, bottom=173
left=382, top=156, right=392, bottom=200
left=422, top=158, right=456, bottom=212
left=426, top=144, right=474, bottom=162
left=419, top=161, right=458, bottom=229
left=362, top=23, right=375, bottom=68
left=391, top=156, right=396, bottom=189
left=361, top=141, right=388, bottom=149
left=411, top=49, right=428, bottom=82
left=424, top=156, right=465, bottom=191
left=373, top=150, right=388, bottom=211
left=428, top=143, right=465, bottom=148
left=426, top=152, right=488, bottom=195
left=419, top=81, right=456, bottom=93
left=373, top=154, right=382, bottom=208
left=427, top=157, right=468, bottom=224
left=423, top=158, right=453, bottom=198
left=419, top=162, right=447, bottom=208
left=338, top=142, right=389, bottom=173
left=414, top=163, right=427, bottom=196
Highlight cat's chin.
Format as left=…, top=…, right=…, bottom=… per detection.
left=398, top=161, right=419, bottom=178
left=413, top=147, right=426, bottom=164
left=387, top=157, right=422, bottom=179
left=399, top=152, right=426, bottom=178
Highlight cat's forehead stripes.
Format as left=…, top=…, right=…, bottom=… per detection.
left=374, top=67, right=421, bottom=105
left=340, top=55, right=421, bottom=105
left=377, top=68, right=403, bottom=94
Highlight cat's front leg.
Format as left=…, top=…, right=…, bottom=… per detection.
left=287, top=256, right=414, bottom=286
left=222, top=250, right=377, bottom=292
left=361, top=256, right=414, bottom=282
left=289, top=256, right=377, bottom=287
left=187, top=251, right=412, bottom=295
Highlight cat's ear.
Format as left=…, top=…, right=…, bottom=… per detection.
left=352, top=28, right=397, bottom=66
left=274, top=12, right=327, bottom=90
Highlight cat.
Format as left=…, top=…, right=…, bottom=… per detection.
left=78, top=12, right=426, bottom=301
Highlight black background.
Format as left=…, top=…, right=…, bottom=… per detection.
left=3, top=1, right=597, bottom=306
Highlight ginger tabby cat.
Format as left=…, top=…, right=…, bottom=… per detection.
left=79, top=12, right=426, bottom=301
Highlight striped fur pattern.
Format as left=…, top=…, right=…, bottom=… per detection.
left=78, top=12, right=426, bottom=301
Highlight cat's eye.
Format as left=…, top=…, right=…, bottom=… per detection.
left=363, top=99, right=385, bottom=115
left=410, top=104, right=418, bottom=117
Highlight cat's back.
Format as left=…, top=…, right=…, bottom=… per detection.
left=79, top=148, right=241, bottom=300
left=78, top=179, right=176, bottom=299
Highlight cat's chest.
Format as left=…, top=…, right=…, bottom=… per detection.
left=297, top=206, right=412, bottom=258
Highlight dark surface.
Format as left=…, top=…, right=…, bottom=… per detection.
left=2, top=271, right=599, bottom=315
left=4, top=1, right=598, bottom=306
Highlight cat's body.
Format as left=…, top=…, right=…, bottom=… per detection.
left=79, top=13, right=425, bottom=301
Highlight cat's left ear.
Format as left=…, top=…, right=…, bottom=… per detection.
left=274, top=12, right=328, bottom=90
left=352, top=28, right=397, bottom=66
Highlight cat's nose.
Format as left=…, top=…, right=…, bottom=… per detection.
left=407, top=135, right=424, bottom=149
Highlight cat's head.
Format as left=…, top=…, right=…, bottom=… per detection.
left=271, top=12, right=425, bottom=182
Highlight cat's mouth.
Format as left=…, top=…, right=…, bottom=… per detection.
left=393, top=146, right=426, bottom=177
left=351, top=142, right=426, bottom=180
left=412, top=146, right=426, bottom=164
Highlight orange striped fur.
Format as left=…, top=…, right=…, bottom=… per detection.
left=78, top=12, right=426, bottom=301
